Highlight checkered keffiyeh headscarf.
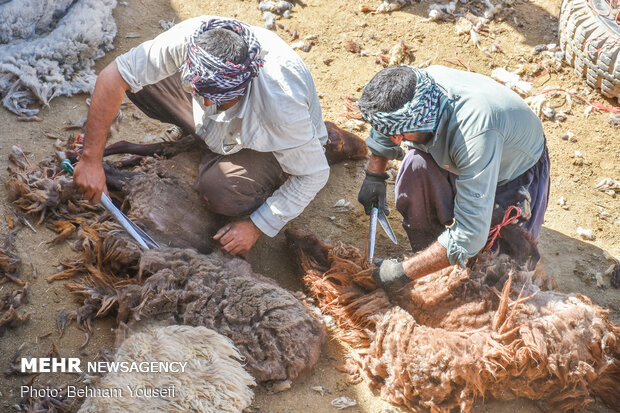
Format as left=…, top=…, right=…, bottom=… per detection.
left=180, top=18, right=264, bottom=105
left=362, top=67, right=444, bottom=137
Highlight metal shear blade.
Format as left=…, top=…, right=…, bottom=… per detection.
left=368, top=206, right=398, bottom=262
left=61, top=159, right=160, bottom=249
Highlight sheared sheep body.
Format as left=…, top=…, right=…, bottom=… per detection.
left=286, top=228, right=620, bottom=412
left=105, top=152, right=223, bottom=254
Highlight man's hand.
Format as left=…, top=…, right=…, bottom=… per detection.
left=214, top=220, right=262, bottom=256
left=358, top=170, right=389, bottom=215
left=372, top=259, right=411, bottom=293
left=73, top=156, right=108, bottom=204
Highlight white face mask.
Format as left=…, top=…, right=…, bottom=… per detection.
left=202, top=102, right=218, bottom=116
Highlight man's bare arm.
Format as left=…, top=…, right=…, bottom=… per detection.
left=372, top=240, right=451, bottom=292
left=402, top=241, right=451, bottom=280
left=367, top=153, right=389, bottom=175
left=73, top=61, right=130, bottom=203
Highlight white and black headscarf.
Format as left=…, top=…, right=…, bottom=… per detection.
left=362, top=67, right=445, bottom=139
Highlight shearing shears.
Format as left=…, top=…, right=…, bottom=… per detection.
left=368, top=205, right=398, bottom=262
left=61, top=159, right=160, bottom=250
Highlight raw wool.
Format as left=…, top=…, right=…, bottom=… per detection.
left=375, top=0, right=412, bottom=13
left=491, top=68, right=533, bottom=95
left=258, top=1, right=294, bottom=28
left=78, top=325, right=255, bottom=413
left=0, top=0, right=76, bottom=43
left=0, top=233, right=22, bottom=284
left=4, top=153, right=101, bottom=229
left=285, top=228, right=620, bottom=412
left=0, top=284, right=30, bottom=337
left=53, top=234, right=325, bottom=383
left=0, top=235, right=29, bottom=337
left=19, top=390, right=73, bottom=413
left=0, top=0, right=117, bottom=116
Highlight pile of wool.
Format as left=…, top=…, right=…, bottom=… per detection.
left=0, top=0, right=117, bottom=116
left=285, top=228, right=620, bottom=412
left=78, top=325, right=255, bottom=413
left=5, top=152, right=99, bottom=227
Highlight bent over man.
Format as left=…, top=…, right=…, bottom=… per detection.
left=357, top=65, right=550, bottom=292
left=73, top=16, right=329, bottom=256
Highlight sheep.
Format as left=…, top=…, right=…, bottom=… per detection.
left=78, top=325, right=255, bottom=413
left=324, top=121, right=369, bottom=165
left=285, top=228, right=620, bottom=412
left=96, top=121, right=368, bottom=167
left=50, top=226, right=325, bottom=383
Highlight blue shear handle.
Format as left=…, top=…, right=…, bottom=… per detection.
left=61, top=159, right=74, bottom=175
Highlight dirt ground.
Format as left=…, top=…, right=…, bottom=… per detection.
left=0, top=0, right=619, bottom=412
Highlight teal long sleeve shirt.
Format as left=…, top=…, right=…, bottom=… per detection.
left=367, top=66, right=545, bottom=267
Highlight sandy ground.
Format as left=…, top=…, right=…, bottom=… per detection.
left=0, top=0, right=618, bottom=412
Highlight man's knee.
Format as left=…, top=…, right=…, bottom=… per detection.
left=196, top=167, right=271, bottom=217
left=397, top=150, right=445, bottom=184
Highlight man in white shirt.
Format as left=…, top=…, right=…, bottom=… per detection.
left=74, top=16, right=330, bottom=256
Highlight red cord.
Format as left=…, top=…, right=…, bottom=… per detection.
left=485, top=205, right=522, bottom=251
left=583, top=34, right=620, bottom=55
left=72, top=133, right=84, bottom=157
left=532, top=63, right=550, bottom=81
left=442, top=48, right=472, bottom=72
left=15, top=144, right=32, bottom=168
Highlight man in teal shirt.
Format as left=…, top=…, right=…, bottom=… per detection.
left=357, top=65, right=549, bottom=292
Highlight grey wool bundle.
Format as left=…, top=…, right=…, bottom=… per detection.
left=0, top=0, right=117, bottom=116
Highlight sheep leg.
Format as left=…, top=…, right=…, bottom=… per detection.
left=103, top=135, right=200, bottom=158
left=107, top=155, right=145, bottom=169
left=103, top=163, right=138, bottom=192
